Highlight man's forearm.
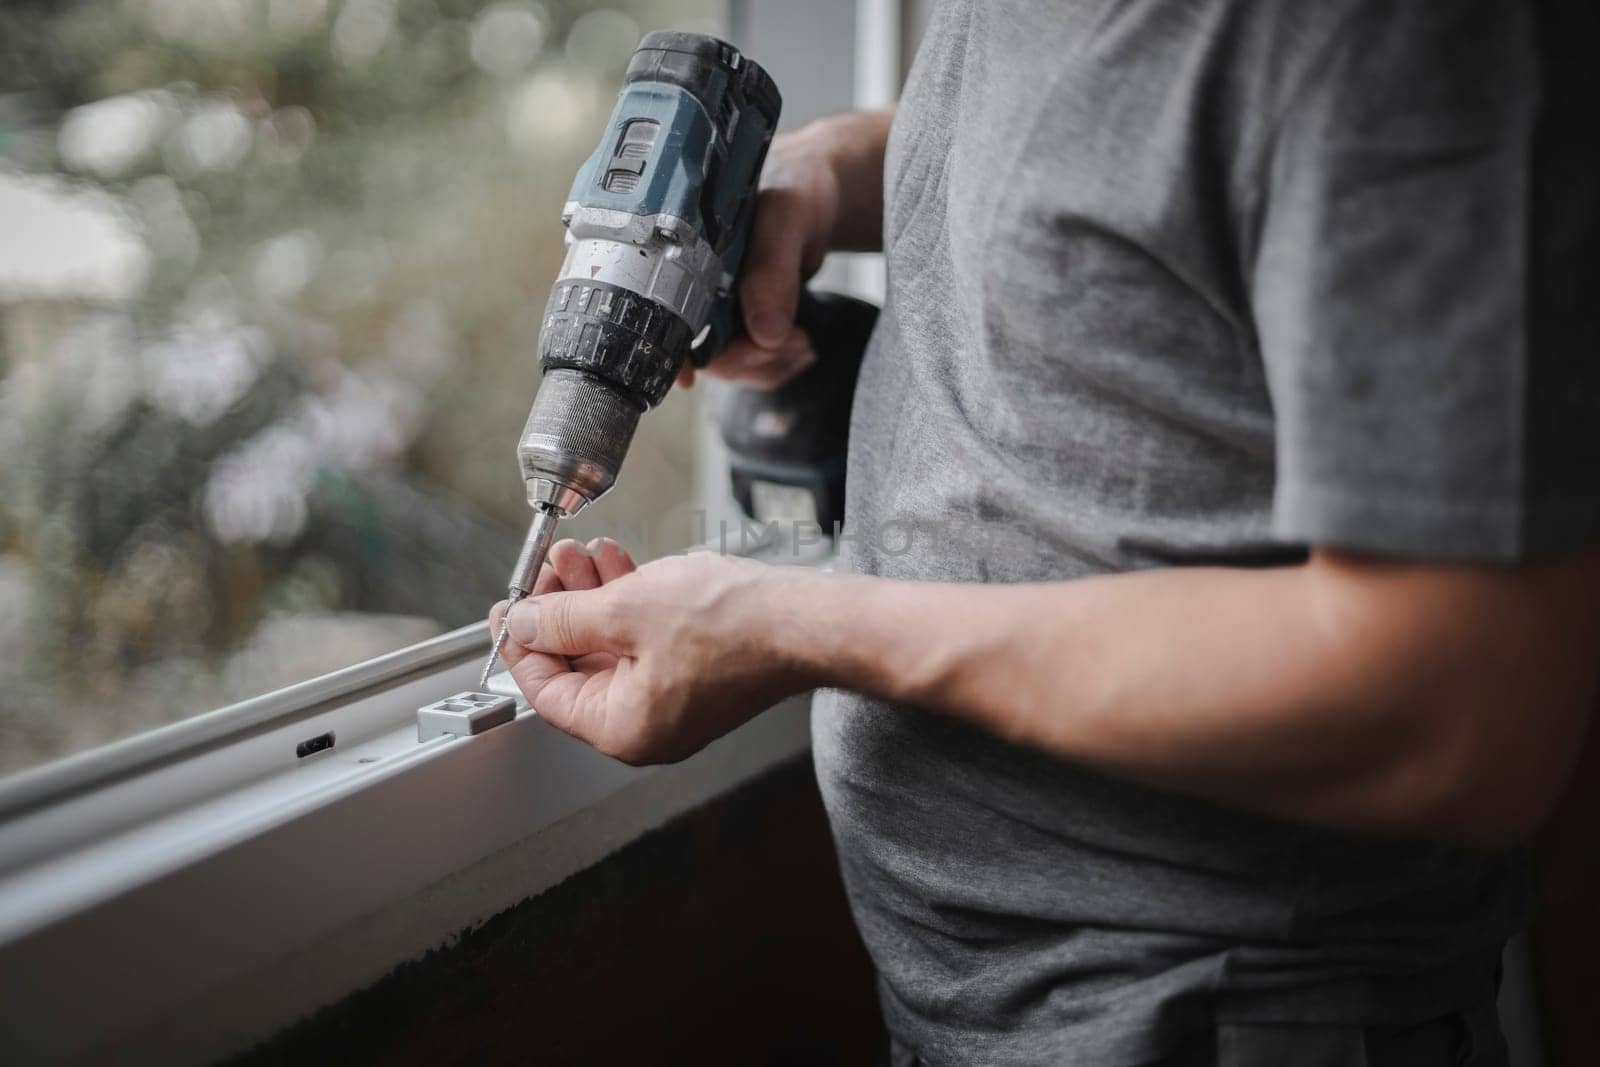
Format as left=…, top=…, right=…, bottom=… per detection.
left=780, top=551, right=1600, bottom=845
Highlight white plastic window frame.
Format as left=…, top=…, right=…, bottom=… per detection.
left=0, top=600, right=816, bottom=1064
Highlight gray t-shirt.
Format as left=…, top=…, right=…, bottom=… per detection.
left=813, top=1, right=1600, bottom=1064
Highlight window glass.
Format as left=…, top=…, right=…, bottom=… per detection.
left=0, top=0, right=720, bottom=777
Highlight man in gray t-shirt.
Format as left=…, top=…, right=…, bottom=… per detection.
left=491, top=1, right=1600, bottom=1063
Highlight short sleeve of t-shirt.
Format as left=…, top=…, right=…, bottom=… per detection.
left=1251, top=0, right=1600, bottom=561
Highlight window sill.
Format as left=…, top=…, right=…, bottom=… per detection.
left=0, top=621, right=812, bottom=1064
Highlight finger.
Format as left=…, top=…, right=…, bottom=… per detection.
left=508, top=643, right=577, bottom=710
left=531, top=561, right=564, bottom=596
left=528, top=665, right=615, bottom=743
left=550, top=538, right=601, bottom=591
left=700, top=331, right=816, bottom=388
left=675, top=364, right=696, bottom=389
left=495, top=595, right=570, bottom=700
left=588, top=538, right=637, bottom=584
left=739, top=186, right=809, bottom=348
left=489, top=598, right=544, bottom=672
left=508, top=586, right=634, bottom=657
left=507, top=563, right=566, bottom=662
left=491, top=561, right=569, bottom=688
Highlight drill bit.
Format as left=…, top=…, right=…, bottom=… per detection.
left=480, top=614, right=518, bottom=693
left=478, top=504, right=562, bottom=690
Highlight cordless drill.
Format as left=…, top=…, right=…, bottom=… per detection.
left=479, top=32, right=877, bottom=686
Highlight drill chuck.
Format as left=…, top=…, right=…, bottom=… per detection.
left=517, top=369, right=643, bottom=516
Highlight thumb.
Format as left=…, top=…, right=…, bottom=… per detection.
left=507, top=588, right=631, bottom=657
left=740, top=187, right=811, bottom=348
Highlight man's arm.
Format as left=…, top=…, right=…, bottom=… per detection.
left=503, top=544, right=1600, bottom=848
left=804, top=549, right=1600, bottom=845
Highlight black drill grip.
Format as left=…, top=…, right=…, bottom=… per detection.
left=718, top=289, right=879, bottom=532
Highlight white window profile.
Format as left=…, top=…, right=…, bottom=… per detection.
left=0, top=606, right=813, bottom=1063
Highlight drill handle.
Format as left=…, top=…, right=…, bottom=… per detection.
left=795, top=289, right=880, bottom=392
left=718, top=289, right=880, bottom=532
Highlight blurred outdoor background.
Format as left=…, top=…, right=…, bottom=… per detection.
left=0, top=0, right=720, bottom=776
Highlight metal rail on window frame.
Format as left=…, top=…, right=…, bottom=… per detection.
left=0, top=623, right=489, bottom=826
